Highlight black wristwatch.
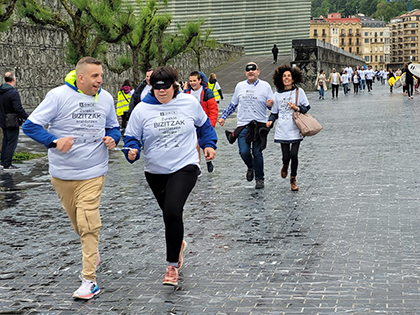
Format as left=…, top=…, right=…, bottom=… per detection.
left=49, top=139, right=58, bottom=148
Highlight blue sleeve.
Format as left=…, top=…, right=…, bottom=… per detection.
left=298, top=105, right=310, bottom=114
left=105, top=127, right=121, bottom=145
left=22, top=119, right=57, bottom=148
left=196, top=117, right=217, bottom=149
left=221, top=102, right=238, bottom=120
left=122, top=135, right=141, bottom=163
left=268, top=113, right=278, bottom=122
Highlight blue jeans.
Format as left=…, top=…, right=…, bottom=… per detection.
left=360, top=79, right=366, bottom=90
left=237, top=128, right=264, bottom=180
left=1, top=127, right=19, bottom=167
left=319, top=85, right=324, bottom=97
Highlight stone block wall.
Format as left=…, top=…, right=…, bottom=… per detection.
left=292, top=39, right=365, bottom=91
left=0, top=22, right=244, bottom=113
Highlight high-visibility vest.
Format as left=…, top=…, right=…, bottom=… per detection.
left=207, top=82, right=220, bottom=101
left=116, top=90, right=131, bottom=116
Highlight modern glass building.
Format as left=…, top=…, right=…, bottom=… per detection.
left=126, top=0, right=311, bottom=55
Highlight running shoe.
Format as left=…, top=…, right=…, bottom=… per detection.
left=72, top=275, right=100, bottom=299
left=177, top=240, right=188, bottom=269
left=206, top=161, right=214, bottom=173
left=162, top=265, right=178, bottom=286
left=246, top=168, right=254, bottom=181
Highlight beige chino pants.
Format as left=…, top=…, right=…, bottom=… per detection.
left=51, top=175, right=105, bottom=282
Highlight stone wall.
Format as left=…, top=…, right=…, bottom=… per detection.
left=0, top=22, right=244, bottom=113
left=292, top=39, right=365, bottom=91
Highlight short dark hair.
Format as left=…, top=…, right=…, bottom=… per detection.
left=272, top=64, right=304, bottom=91
left=77, top=57, right=102, bottom=67
left=150, top=66, right=179, bottom=98
left=4, top=72, right=14, bottom=83
left=189, top=71, right=201, bottom=80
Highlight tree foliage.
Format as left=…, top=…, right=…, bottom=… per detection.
left=186, top=25, right=218, bottom=71
left=0, top=0, right=17, bottom=32
left=312, top=0, right=420, bottom=22
left=103, top=0, right=202, bottom=85
left=18, top=0, right=134, bottom=65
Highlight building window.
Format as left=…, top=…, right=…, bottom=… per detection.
left=314, top=30, right=318, bottom=36
left=341, top=38, right=344, bottom=45
left=356, top=39, right=359, bottom=45
left=365, top=56, right=369, bottom=61
left=365, top=32, right=369, bottom=36
left=380, top=32, right=383, bottom=36
left=349, top=38, right=352, bottom=45
left=357, top=47, right=359, bottom=54
left=349, top=29, right=352, bottom=35
left=375, top=55, right=378, bottom=62
left=349, top=47, right=352, bottom=53
left=365, top=39, right=369, bottom=43
left=380, top=55, right=383, bottom=62
left=341, top=29, right=345, bottom=35
left=322, top=29, right=326, bottom=36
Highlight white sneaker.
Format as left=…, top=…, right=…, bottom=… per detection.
left=72, top=275, right=100, bottom=299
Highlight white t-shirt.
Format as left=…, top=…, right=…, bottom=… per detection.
left=271, top=88, right=310, bottom=141
left=345, top=67, right=353, bottom=77
left=382, top=71, right=389, bottom=79
left=353, top=75, right=360, bottom=84
left=342, top=74, right=349, bottom=84
left=359, top=70, right=366, bottom=80
left=332, top=73, right=338, bottom=85
left=190, top=87, right=203, bottom=102
left=231, top=79, right=274, bottom=127
left=125, top=93, right=208, bottom=174
left=365, top=69, right=375, bottom=80
left=28, top=85, right=120, bottom=180
left=140, top=85, right=152, bottom=101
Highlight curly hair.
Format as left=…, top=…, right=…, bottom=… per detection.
left=272, top=64, right=304, bottom=91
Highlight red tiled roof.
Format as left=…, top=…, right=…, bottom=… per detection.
left=326, top=17, right=361, bottom=23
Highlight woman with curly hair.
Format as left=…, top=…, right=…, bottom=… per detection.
left=266, top=64, right=310, bottom=191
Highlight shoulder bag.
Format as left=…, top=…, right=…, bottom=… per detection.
left=292, top=88, right=322, bottom=137
left=5, top=113, right=20, bottom=128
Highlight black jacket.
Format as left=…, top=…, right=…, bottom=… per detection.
left=127, top=80, right=148, bottom=115
left=0, top=84, right=28, bottom=129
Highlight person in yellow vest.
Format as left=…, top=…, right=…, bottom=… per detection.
left=116, top=80, right=134, bottom=126
left=208, top=73, right=223, bottom=104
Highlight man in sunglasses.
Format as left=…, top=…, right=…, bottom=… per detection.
left=218, top=62, right=274, bottom=189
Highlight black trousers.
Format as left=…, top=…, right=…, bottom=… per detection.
left=145, top=164, right=198, bottom=263
left=353, top=83, right=359, bottom=94
left=281, top=142, right=301, bottom=177
left=366, top=79, right=373, bottom=91
left=331, top=84, right=339, bottom=97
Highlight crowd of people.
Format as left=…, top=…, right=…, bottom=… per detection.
left=1, top=55, right=414, bottom=301
left=314, top=63, right=418, bottom=100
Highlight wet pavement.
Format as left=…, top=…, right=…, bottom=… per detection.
left=2, top=63, right=420, bottom=314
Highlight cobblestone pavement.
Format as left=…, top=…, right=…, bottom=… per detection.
left=2, top=69, right=420, bottom=315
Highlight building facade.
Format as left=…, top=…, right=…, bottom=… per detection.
left=310, top=13, right=362, bottom=57
left=389, top=10, right=420, bottom=70
left=359, top=15, right=390, bottom=71
left=125, top=0, right=311, bottom=55
left=311, top=13, right=391, bottom=70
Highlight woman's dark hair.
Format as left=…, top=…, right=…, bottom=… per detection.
left=272, top=64, right=304, bottom=91
left=121, top=79, right=133, bottom=88
left=320, top=69, right=324, bottom=74
left=150, top=66, right=179, bottom=98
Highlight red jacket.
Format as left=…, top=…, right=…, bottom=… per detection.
left=185, top=82, right=218, bottom=127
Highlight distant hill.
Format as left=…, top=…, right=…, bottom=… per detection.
left=311, top=0, right=420, bottom=23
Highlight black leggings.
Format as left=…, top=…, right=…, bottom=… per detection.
left=407, top=82, right=414, bottom=97
left=353, top=83, right=359, bottom=94
left=281, top=142, right=301, bottom=177
left=145, top=164, right=198, bottom=263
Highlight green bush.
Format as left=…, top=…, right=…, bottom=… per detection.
left=12, top=151, right=46, bottom=161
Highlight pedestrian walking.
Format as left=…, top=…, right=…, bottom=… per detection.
left=352, top=70, right=361, bottom=94
left=272, top=44, right=278, bottom=64
left=388, top=70, right=396, bottom=94
left=403, top=64, right=414, bottom=99
left=116, top=79, right=134, bottom=130
left=327, top=68, right=341, bottom=99
left=123, top=66, right=217, bottom=286
left=359, top=66, right=366, bottom=91
left=314, top=69, right=327, bottom=100
left=266, top=64, right=310, bottom=191
left=0, top=71, right=28, bottom=170
left=219, top=62, right=274, bottom=189
left=341, top=69, right=349, bottom=95
left=22, top=57, right=121, bottom=300
left=365, top=65, right=375, bottom=92
left=184, top=70, right=218, bottom=173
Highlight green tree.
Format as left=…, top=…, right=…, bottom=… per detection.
left=0, top=0, right=17, bottom=32
left=18, top=0, right=133, bottom=65
left=187, top=27, right=218, bottom=71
